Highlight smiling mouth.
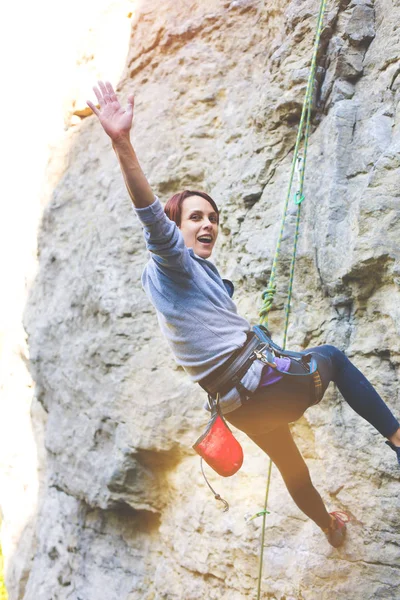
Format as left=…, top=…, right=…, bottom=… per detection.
left=197, top=235, right=213, bottom=244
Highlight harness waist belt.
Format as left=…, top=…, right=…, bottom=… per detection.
left=199, top=333, right=264, bottom=398
left=199, top=326, right=324, bottom=403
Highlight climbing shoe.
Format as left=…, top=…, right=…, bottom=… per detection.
left=385, top=441, right=400, bottom=465
left=322, top=511, right=350, bottom=548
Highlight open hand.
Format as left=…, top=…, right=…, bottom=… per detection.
left=87, top=81, right=134, bottom=142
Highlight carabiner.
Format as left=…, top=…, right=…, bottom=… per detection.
left=254, top=346, right=277, bottom=368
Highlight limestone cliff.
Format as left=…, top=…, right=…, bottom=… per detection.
left=3, top=0, right=400, bottom=598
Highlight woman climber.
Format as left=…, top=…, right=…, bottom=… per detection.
left=87, top=81, right=400, bottom=549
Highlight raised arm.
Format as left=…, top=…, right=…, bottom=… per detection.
left=87, top=81, right=155, bottom=209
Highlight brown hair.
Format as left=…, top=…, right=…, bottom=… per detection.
left=164, top=190, right=219, bottom=227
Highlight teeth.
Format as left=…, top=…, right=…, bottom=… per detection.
left=198, top=237, right=212, bottom=242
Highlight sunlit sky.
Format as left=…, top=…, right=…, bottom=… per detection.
left=1, top=0, right=135, bottom=334
left=0, top=0, right=136, bottom=555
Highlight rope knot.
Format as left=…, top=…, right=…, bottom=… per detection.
left=259, top=282, right=276, bottom=321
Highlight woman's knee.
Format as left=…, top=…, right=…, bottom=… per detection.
left=313, top=345, right=348, bottom=368
left=317, top=344, right=341, bottom=355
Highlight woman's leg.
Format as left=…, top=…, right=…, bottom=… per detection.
left=225, top=406, right=331, bottom=529
left=307, top=345, right=400, bottom=440
left=227, top=417, right=332, bottom=529
left=225, top=377, right=332, bottom=529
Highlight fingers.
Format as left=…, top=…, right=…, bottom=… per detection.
left=86, top=100, right=100, bottom=116
left=105, top=81, right=118, bottom=102
left=127, top=93, right=134, bottom=115
left=92, top=80, right=114, bottom=107
left=92, top=85, right=105, bottom=111
left=98, top=80, right=108, bottom=102
left=88, top=80, right=133, bottom=119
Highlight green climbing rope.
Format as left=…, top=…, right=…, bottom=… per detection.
left=255, top=1, right=327, bottom=598
left=256, top=457, right=272, bottom=600
left=259, top=0, right=328, bottom=347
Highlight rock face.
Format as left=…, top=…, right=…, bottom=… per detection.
left=4, top=0, right=400, bottom=598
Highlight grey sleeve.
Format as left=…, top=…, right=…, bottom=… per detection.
left=134, top=197, right=193, bottom=275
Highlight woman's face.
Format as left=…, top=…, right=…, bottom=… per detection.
left=179, top=195, right=219, bottom=259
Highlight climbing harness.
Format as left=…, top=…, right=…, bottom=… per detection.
left=199, top=330, right=320, bottom=400
left=194, top=328, right=324, bottom=506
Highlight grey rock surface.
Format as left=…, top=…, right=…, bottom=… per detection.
left=4, top=0, right=400, bottom=598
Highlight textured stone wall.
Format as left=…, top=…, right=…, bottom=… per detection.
left=3, top=0, right=400, bottom=598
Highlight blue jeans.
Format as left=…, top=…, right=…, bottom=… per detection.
left=225, top=345, right=399, bottom=528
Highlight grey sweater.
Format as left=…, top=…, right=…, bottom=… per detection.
left=135, top=197, right=264, bottom=413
